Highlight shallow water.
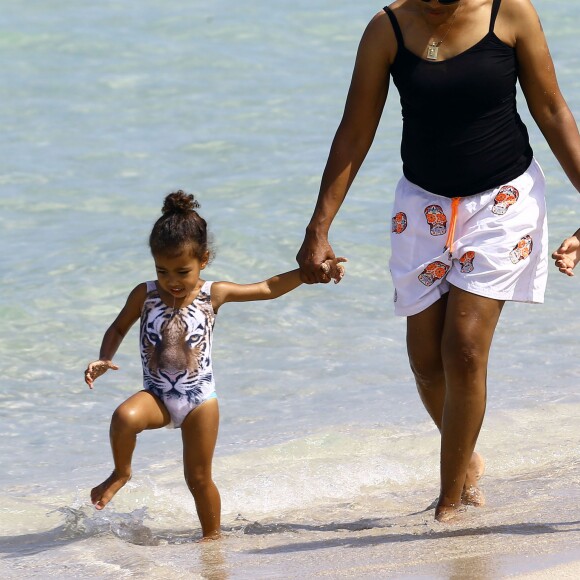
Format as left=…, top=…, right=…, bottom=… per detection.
left=1, top=0, right=580, bottom=577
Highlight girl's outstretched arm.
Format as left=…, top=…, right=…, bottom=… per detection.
left=211, top=257, right=347, bottom=311
left=84, top=283, right=146, bottom=388
left=552, top=228, right=580, bottom=276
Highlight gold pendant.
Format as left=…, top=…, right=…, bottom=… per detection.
left=427, top=43, right=439, bottom=60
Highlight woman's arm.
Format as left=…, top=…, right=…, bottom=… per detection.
left=296, top=11, right=395, bottom=283
left=510, top=0, right=580, bottom=274
left=512, top=0, right=580, bottom=191
left=84, top=283, right=146, bottom=388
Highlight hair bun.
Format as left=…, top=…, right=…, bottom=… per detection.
left=162, top=190, right=200, bottom=215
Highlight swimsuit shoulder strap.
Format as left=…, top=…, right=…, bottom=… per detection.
left=383, top=6, right=404, bottom=48
left=489, top=0, right=502, bottom=33
left=141, top=281, right=159, bottom=316
left=196, top=280, right=214, bottom=302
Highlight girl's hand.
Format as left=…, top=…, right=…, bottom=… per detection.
left=320, top=257, right=348, bottom=284
left=84, top=360, right=119, bottom=389
left=552, top=230, right=580, bottom=277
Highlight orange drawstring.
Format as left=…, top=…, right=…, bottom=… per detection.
left=444, top=197, right=460, bottom=254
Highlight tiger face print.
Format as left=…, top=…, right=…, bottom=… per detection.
left=140, top=283, right=215, bottom=406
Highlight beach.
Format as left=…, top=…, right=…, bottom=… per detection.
left=1, top=0, right=579, bottom=577
left=2, top=412, right=579, bottom=577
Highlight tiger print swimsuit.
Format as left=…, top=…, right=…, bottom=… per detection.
left=140, top=280, right=217, bottom=428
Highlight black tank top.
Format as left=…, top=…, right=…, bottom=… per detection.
left=384, top=0, right=533, bottom=197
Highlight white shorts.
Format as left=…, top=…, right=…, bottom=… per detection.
left=389, top=158, right=548, bottom=317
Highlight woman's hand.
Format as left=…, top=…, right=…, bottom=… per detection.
left=296, top=230, right=337, bottom=284
left=84, top=360, right=120, bottom=389
left=552, top=229, right=580, bottom=276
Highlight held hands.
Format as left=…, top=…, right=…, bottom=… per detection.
left=84, top=360, right=119, bottom=389
left=297, top=231, right=345, bottom=284
left=552, top=229, right=580, bottom=276
left=321, top=257, right=348, bottom=284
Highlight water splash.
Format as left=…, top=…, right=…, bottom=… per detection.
left=55, top=505, right=159, bottom=546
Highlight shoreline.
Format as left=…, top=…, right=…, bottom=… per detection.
left=1, top=498, right=579, bottom=578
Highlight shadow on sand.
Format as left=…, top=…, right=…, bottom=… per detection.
left=244, top=519, right=580, bottom=555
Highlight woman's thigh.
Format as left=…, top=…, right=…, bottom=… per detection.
left=442, top=286, right=504, bottom=377
left=406, top=293, right=448, bottom=377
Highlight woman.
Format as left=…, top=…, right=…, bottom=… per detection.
left=297, top=0, right=580, bottom=522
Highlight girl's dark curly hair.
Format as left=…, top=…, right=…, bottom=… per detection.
left=149, top=190, right=212, bottom=260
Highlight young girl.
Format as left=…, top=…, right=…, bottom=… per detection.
left=85, top=190, right=346, bottom=540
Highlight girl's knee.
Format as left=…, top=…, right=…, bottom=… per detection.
left=184, top=468, right=213, bottom=493
left=111, top=403, right=146, bottom=433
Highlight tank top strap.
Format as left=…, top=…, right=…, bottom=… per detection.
left=383, top=7, right=404, bottom=48
left=489, top=0, right=502, bottom=33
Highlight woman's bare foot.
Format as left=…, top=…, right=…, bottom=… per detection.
left=462, top=452, right=486, bottom=507
left=91, top=470, right=131, bottom=510
left=434, top=453, right=485, bottom=522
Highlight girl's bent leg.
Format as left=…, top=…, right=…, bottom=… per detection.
left=91, top=391, right=170, bottom=510
left=181, top=398, right=221, bottom=540
left=437, top=286, right=504, bottom=522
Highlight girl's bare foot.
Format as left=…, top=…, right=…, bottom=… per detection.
left=90, top=470, right=131, bottom=510
left=197, top=530, right=222, bottom=542
left=462, top=452, right=486, bottom=507
left=435, top=503, right=467, bottom=523
left=320, top=257, right=347, bottom=283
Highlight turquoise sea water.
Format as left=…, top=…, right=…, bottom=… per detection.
left=1, top=1, right=579, bottom=577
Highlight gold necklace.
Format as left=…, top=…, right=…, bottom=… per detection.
left=426, top=2, right=462, bottom=61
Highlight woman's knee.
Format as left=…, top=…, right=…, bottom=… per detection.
left=442, top=288, right=502, bottom=378
left=441, top=332, right=490, bottom=385
left=406, top=296, right=447, bottom=376
left=408, top=347, right=445, bottom=392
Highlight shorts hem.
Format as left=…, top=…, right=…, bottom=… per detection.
left=393, top=281, right=544, bottom=317
left=394, top=287, right=450, bottom=317
left=447, top=279, right=545, bottom=304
